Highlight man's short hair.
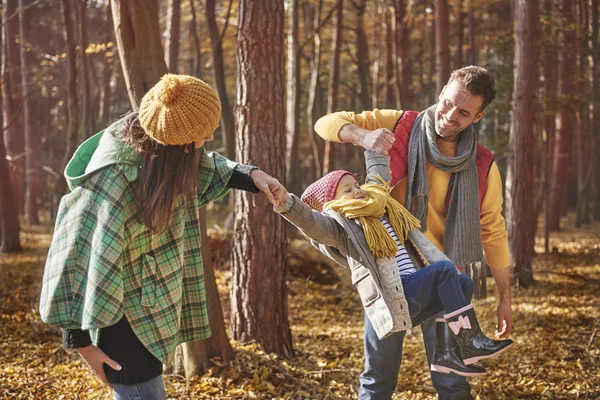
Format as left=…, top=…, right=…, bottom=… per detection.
left=447, top=66, right=496, bottom=111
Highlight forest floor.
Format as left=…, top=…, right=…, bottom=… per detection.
left=0, top=214, right=598, bottom=399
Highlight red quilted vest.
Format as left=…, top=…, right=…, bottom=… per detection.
left=389, top=110, right=495, bottom=209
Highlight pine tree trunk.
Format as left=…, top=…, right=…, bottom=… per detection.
left=98, top=1, right=113, bottom=126
left=206, top=0, right=235, bottom=160
left=111, top=0, right=167, bottom=109
left=592, top=0, right=600, bottom=220
left=232, top=0, right=293, bottom=358
left=285, top=0, right=301, bottom=192
left=56, top=0, right=79, bottom=199
left=354, top=0, right=371, bottom=110
left=506, top=0, right=539, bottom=289
left=77, top=0, right=93, bottom=138
left=0, top=12, right=20, bottom=252
left=456, top=0, right=465, bottom=68
left=429, top=13, right=436, bottom=104
left=384, top=6, right=395, bottom=108
left=323, top=0, right=343, bottom=175
left=2, top=0, right=23, bottom=216
left=467, top=0, right=476, bottom=65
left=165, top=0, right=181, bottom=72
left=548, top=0, right=577, bottom=232
left=435, top=0, right=450, bottom=94
left=394, top=0, right=412, bottom=109
left=542, top=0, right=558, bottom=252
left=189, top=0, right=202, bottom=78
left=19, top=0, right=37, bottom=225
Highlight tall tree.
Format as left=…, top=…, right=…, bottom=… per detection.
left=77, top=0, right=93, bottom=138
left=394, top=0, right=412, bottom=109
left=592, top=0, right=600, bottom=219
left=98, top=2, right=114, bottom=126
left=548, top=0, right=577, bottom=231
left=57, top=0, right=79, bottom=199
left=231, top=0, right=293, bottom=358
left=354, top=0, right=371, bottom=110
left=19, top=0, right=37, bottom=224
left=467, top=0, right=476, bottom=65
left=188, top=0, right=202, bottom=78
left=206, top=0, right=235, bottom=159
left=111, top=0, right=167, bottom=109
left=455, top=0, right=465, bottom=68
left=542, top=0, right=559, bottom=252
left=385, top=5, right=395, bottom=107
left=435, top=0, right=450, bottom=94
left=0, top=5, right=20, bottom=252
left=506, top=0, right=540, bottom=288
left=323, top=0, right=343, bottom=175
left=285, top=0, right=301, bottom=192
left=2, top=0, right=23, bottom=214
left=165, top=0, right=181, bottom=72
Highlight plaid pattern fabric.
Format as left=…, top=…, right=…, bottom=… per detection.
left=301, top=170, right=354, bottom=212
left=40, top=148, right=235, bottom=365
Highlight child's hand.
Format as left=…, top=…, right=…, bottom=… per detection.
left=251, top=170, right=288, bottom=205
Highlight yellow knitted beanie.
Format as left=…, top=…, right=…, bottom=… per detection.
left=138, top=74, right=222, bottom=145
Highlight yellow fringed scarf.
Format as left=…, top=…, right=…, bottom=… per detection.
left=324, top=177, right=421, bottom=259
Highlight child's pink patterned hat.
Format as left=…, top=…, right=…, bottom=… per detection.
left=301, top=170, right=355, bottom=212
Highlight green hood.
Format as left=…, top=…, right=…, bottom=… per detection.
left=65, top=118, right=141, bottom=190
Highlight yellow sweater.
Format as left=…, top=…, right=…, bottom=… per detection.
left=314, top=109, right=510, bottom=270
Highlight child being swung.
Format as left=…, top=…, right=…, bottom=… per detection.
left=274, top=150, right=514, bottom=377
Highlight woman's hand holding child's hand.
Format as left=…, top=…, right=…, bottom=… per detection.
left=250, top=170, right=288, bottom=205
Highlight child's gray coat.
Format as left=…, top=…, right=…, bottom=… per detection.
left=275, top=151, right=451, bottom=339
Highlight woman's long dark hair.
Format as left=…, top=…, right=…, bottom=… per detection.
left=117, top=113, right=201, bottom=233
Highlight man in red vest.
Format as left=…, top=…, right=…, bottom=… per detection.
left=315, top=66, right=512, bottom=400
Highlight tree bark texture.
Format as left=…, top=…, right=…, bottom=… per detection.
left=468, top=0, right=476, bottom=65
left=110, top=0, right=167, bottom=109
left=354, top=0, right=371, bottom=110
left=592, top=0, right=600, bottom=219
left=165, top=0, right=181, bottom=72
left=435, top=0, right=450, bottom=94
left=548, top=0, right=577, bottom=231
left=232, top=0, right=293, bottom=358
left=394, top=0, right=412, bottom=109
left=506, top=0, right=540, bottom=289
left=323, top=0, right=343, bottom=175
left=285, top=0, right=301, bottom=193
left=19, top=0, right=37, bottom=224
left=77, top=0, right=93, bottom=138
left=206, top=0, right=235, bottom=160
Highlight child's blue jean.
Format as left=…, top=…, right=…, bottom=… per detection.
left=358, top=260, right=474, bottom=400
left=113, top=375, right=167, bottom=400
left=401, top=259, right=473, bottom=326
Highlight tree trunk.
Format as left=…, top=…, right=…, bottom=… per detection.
left=542, top=0, right=559, bottom=252
left=456, top=0, right=465, bottom=68
left=206, top=0, right=235, bottom=160
left=429, top=12, right=436, bottom=104
left=77, top=0, right=93, bottom=138
left=19, top=0, right=37, bottom=225
left=176, top=209, right=234, bottom=377
left=323, top=0, right=343, bottom=175
left=98, top=2, right=113, bottom=126
left=385, top=6, right=395, bottom=108
left=189, top=0, right=202, bottom=78
left=394, top=0, right=412, bottom=109
left=371, top=1, right=384, bottom=108
left=165, top=0, right=181, bottom=72
left=548, top=0, right=577, bottom=232
left=467, top=0, right=476, bottom=65
left=506, top=0, right=539, bottom=289
left=111, top=0, right=168, bottom=109
left=354, top=0, right=371, bottom=110
left=285, top=0, right=301, bottom=192
left=435, top=0, right=450, bottom=94
left=56, top=0, right=79, bottom=199
left=232, top=0, right=293, bottom=358
left=592, top=0, right=600, bottom=220
left=2, top=0, right=23, bottom=216
left=305, top=0, right=324, bottom=180
left=0, top=8, right=20, bottom=252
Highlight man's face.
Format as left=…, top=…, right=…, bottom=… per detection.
left=434, top=80, right=485, bottom=142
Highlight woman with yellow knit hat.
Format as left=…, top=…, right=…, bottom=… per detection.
left=39, top=74, right=287, bottom=399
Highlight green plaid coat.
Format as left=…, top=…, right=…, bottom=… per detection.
left=40, top=120, right=236, bottom=364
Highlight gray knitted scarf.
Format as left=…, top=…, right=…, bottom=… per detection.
left=404, top=105, right=483, bottom=266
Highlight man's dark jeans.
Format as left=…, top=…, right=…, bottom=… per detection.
left=358, top=260, right=475, bottom=400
